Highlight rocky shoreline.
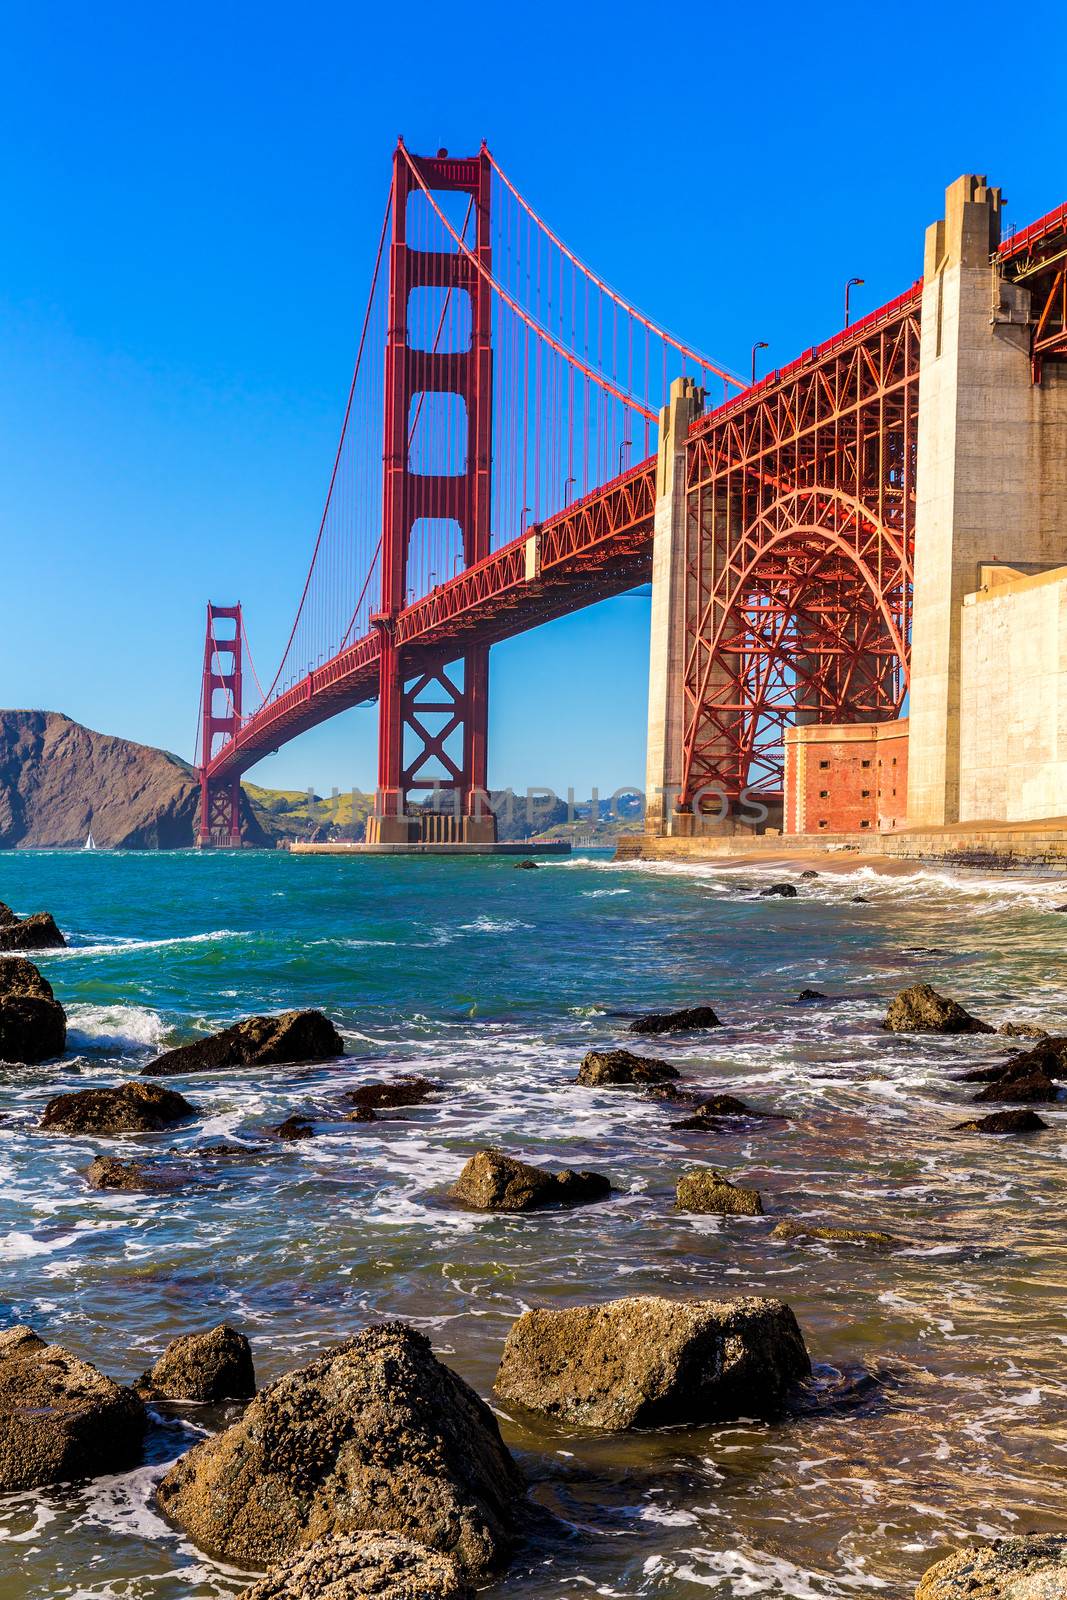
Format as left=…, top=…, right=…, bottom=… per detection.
left=2, top=887, right=1065, bottom=1597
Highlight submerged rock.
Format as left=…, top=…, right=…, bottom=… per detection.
left=577, top=1048, right=679, bottom=1086
left=139, top=1324, right=255, bottom=1402
left=41, top=1080, right=197, bottom=1135
left=272, top=1114, right=315, bottom=1141
left=676, top=1168, right=763, bottom=1215
left=143, top=1010, right=344, bottom=1077
left=973, top=1070, right=1059, bottom=1104
left=800, top=870, right=819, bottom=879
left=916, top=1534, right=1067, bottom=1599
left=236, top=1533, right=472, bottom=1600
left=155, top=1322, right=523, bottom=1577
left=0, top=908, right=66, bottom=951
left=628, top=1006, right=721, bottom=1036
left=883, top=983, right=993, bottom=1034
left=345, top=1077, right=438, bottom=1111
left=86, top=1154, right=166, bottom=1190
left=955, top=1109, right=1050, bottom=1134
left=796, top=987, right=828, bottom=1001
left=0, top=1325, right=145, bottom=1490
left=343, top=1104, right=378, bottom=1124
left=998, top=1021, right=1050, bottom=1040
left=513, top=859, right=540, bottom=871
left=759, top=883, right=798, bottom=898
left=494, top=1294, right=810, bottom=1430
left=0, top=957, right=66, bottom=1063
left=449, top=1149, right=611, bottom=1212
left=772, top=1220, right=898, bottom=1248
left=671, top=1094, right=783, bottom=1131
left=187, top=1142, right=269, bottom=1160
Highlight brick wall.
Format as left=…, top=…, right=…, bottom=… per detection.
left=784, top=718, right=909, bottom=835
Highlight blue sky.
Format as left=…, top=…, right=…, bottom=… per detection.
left=2, top=0, right=1064, bottom=795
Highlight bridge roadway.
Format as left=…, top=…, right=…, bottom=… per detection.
left=204, top=196, right=1067, bottom=788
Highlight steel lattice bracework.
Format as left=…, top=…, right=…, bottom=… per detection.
left=675, top=289, right=921, bottom=816
left=197, top=604, right=244, bottom=847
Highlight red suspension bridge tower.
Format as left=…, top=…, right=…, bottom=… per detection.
left=371, top=144, right=495, bottom=843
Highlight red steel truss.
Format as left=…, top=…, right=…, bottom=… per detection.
left=199, top=459, right=657, bottom=783
left=679, top=287, right=921, bottom=808
left=999, top=202, right=1067, bottom=381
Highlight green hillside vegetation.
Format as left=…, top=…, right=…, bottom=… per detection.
left=244, top=783, right=376, bottom=843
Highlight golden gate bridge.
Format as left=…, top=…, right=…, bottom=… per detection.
left=195, top=144, right=1067, bottom=846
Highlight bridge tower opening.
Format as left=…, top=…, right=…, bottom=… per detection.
left=368, top=142, right=496, bottom=845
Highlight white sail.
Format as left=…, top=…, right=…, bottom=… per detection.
left=84, top=831, right=96, bottom=851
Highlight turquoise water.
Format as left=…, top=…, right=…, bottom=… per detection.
left=2, top=847, right=1067, bottom=1598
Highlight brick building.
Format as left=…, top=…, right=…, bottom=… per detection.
left=784, top=718, right=909, bottom=835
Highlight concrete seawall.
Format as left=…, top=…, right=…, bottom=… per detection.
left=618, top=821, right=1067, bottom=872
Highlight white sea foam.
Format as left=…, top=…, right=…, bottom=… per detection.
left=52, top=929, right=244, bottom=959
left=457, top=916, right=535, bottom=933
left=66, top=1004, right=167, bottom=1051
left=0, top=1229, right=81, bottom=1259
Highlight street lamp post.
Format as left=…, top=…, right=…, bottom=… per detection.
left=750, top=341, right=769, bottom=385
left=845, top=277, right=865, bottom=328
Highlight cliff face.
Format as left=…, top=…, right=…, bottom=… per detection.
left=0, top=712, right=272, bottom=849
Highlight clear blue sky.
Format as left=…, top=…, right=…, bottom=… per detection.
left=2, top=0, right=1064, bottom=796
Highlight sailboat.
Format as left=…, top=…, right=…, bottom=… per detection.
left=84, top=830, right=97, bottom=851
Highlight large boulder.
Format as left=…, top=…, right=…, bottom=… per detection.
left=0, top=957, right=66, bottom=1063
left=143, top=1010, right=344, bottom=1076
left=155, top=1322, right=523, bottom=1578
left=629, top=1006, right=721, bottom=1035
left=138, top=1324, right=255, bottom=1402
left=577, top=1048, right=678, bottom=1086
left=916, top=1535, right=1067, bottom=1599
left=676, top=1169, right=763, bottom=1216
left=40, top=1080, right=197, bottom=1135
left=449, top=1149, right=611, bottom=1212
left=883, top=984, right=993, bottom=1034
left=236, top=1533, right=471, bottom=1600
left=0, top=907, right=66, bottom=951
left=0, top=1325, right=145, bottom=1490
left=495, top=1295, right=810, bottom=1431
left=0, top=956, right=56, bottom=1000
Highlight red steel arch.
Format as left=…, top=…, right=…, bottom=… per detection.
left=678, top=291, right=921, bottom=808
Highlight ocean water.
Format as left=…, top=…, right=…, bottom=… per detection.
left=1, top=846, right=1066, bottom=1598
